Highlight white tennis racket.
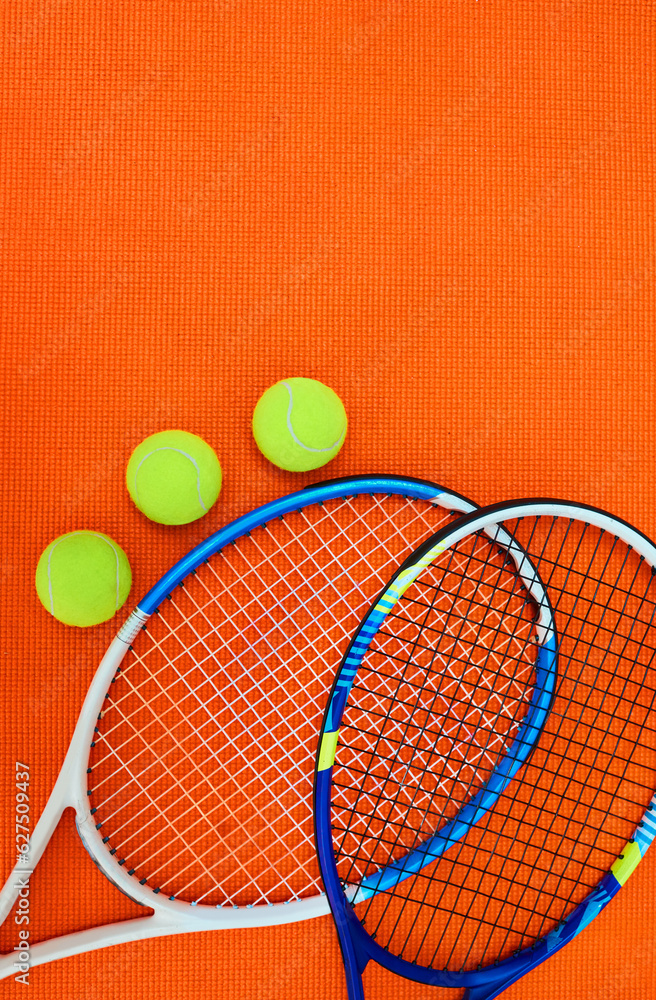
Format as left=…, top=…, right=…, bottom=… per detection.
left=0, top=476, right=476, bottom=979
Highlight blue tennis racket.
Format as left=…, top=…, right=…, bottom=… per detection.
left=315, top=499, right=656, bottom=1000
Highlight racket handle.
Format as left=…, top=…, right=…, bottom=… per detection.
left=464, top=981, right=511, bottom=1000
left=338, top=932, right=366, bottom=1000
left=330, top=900, right=369, bottom=1000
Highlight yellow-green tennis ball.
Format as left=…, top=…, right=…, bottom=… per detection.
left=35, top=531, right=132, bottom=628
left=126, top=430, right=222, bottom=525
left=252, top=378, right=348, bottom=473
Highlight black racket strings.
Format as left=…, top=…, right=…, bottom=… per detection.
left=340, top=515, right=656, bottom=974
left=503, top=520, right=656, bottom=673
left=392, top=516, right=656, bottom=968
left=333, top=524, right=547, bottom=943
left=333, top=536, right=538, bottom=880
left=503, top=524, right=656, bottom=930
left=420, top=520, right=648, bottom=961
left=333, top=530, right=546, bottom=893
left=438, top=517, right=656, bottom=972
left=334, top=533, right=546, bottom=889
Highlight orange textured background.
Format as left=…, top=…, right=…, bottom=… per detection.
left=1, top=1, right=655, bottom=998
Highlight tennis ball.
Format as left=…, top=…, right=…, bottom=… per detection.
left=35, top=531, right=132, bottom=628
left=126, top=430, right=222, bottom=525
left=252, top=378, right=347, bottom=473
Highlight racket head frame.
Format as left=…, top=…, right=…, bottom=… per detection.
left=314, top=498, right=656, bottom=999
left=0, top=475, right=476, bottom=979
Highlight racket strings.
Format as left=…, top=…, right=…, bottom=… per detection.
left=502, top=558, right=656, bottom=948
left=409, top=556, right=656, bottom=970
left=332, top=515, right=656, bottom=975
left=87, top=492, right=460, bottom=907
left=437, top=523, right=656, bottom=655
left=333, top=535, right=541, bottom=888
left=93, top=627, right=306, bottom=903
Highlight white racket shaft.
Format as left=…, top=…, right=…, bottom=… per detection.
left=0, top=615, right=326, bottom=980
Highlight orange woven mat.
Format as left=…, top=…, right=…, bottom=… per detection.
left=1, top=2, right=655, bottom=997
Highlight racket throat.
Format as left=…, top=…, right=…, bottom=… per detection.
left=334, top=904, right=370, bottom=998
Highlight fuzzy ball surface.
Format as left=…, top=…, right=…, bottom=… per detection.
left=35, top=531, right=132, bottom=627
left=126, top=430, right=222, bottom=525
left=252, top=378, right=347, bottom=472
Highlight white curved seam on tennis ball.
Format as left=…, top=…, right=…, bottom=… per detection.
left=46, top=532, right=123, bottom=612
left=283, top=381, right=346, bottom=453
left=134, top=447, right=208, bottom=512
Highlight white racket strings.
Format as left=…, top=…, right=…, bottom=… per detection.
left=87, top=492, right=463, bottom=908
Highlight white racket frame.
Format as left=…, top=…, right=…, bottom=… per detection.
left=0, top=611, right=328, bottom=981
left=0, top=476, right=476, bottom=979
